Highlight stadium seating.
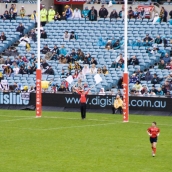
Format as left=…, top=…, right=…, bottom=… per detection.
left=1, top=17, right=172, bottom=94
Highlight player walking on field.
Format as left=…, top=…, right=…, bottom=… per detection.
left=147, top=122, right=160, bottom=157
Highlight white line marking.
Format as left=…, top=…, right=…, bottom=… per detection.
left=0, top=115, right=172, bottom=127
left=0, top=117, right=35, bottom=122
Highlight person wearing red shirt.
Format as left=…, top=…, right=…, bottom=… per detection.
left=75, top=87, right=91, bottom=119
left=147, top=122, right=160, bottom=157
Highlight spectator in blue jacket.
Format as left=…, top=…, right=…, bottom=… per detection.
left=156, top=87, right=164, bottom=96
left=82, top=7, right=89, bottom=18
left=129, top=74, right=138, bottom=84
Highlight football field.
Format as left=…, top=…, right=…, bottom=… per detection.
left=0, top=110, right=172, bottom=172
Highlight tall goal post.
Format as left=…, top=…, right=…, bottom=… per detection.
left=123, top=0, right=129, bottom=122
left=36, top=0, right=42, bottom=117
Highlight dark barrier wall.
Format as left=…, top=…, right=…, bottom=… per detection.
left=30, top=93, right=171, bottom=112
left=0, top=93, right=171, bottom=112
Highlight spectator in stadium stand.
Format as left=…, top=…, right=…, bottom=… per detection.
left=133, top=7, right=140, bottom=19
left=158, top=60, right=166, bottom=69
left=74, top=61, right=82, bottom=71
left=117, top=77, right=123, bottom=89
left=61, top=12, right=66, bottom=20
left=13, top=4, right=17, bottom=19
left=99, top=88, right=105, bottom=95
left=145, top=71, right=153, bottom=82
left=82, top=7, right=89, bottom=18
left=59, top=55, right=67, bottom=64
left=63, top=31, right=70, bottom=41
left=161, top=84, right=167, bottom=95
left=110, top=9, right=118, bottom=20
left=83, top=58, right=90, bottom=65
left=128, top=55, right=139, bottom=66
left=29, top=53, right=36, bottom=63
left=169, top=10, right=172, bottom=19
left=9, top=4, right=14, bottom=17
left=19, top=34, right=30, bottom=47
left=128, top=7, right=134, bottom=19
left=119, top=7, right=124, bottom=19
left=27, top=61, right=37, bottom=74
left=5, top=57, right=12, bottom=65
left=165, top=72, right=172, bottom=82
left=112, top=95, right=123, bottom=114
left=70, top=31, right=77, bottom=40
left=19, top=6, right=26, bottom=18
left=60, top=45, right=67, bottom=56
left=40, top=5, right=47, bottom=26
left=60, top=69, right=67, bottom=79
left=73, top=8, right=81, bottom=19
left=166, top=61, right=172, bottom=69
left=1, top=10, right=10, bottom=20
left=82, top=65, right=90, bottom=75
left=99, top=5, right=108, bottom=18
left=77, top=49, right=85, bottom=61
left=111, top=61, right=117, bottom=68
left=67, top=55, right=75, bottom=64
left=88, top=6, right=97, bottom=21
left=16, top=23, right=25, bottom=37
left=54, top=12, right=61, bottom=21
left=97, top=68, right=102, bottom=74
left=58, top=84, right=66, bottom=92
left=113, top=39, right=120, bottom=49
left=0, top=56, right=5, bottom=64
left=151, top=74, right=160, bottom=84
left=143, top=34, right=153, bottom=46
left=156, top=88, right=163, bottom=96
left=85, top=53, right=91, bottom=62
left=162, top=53, right=170, bottom=65
left=90, top=57, right=97, bottom=65
left=28, top=29, right=37, bottom=42
left=40, top=30, right=47, bottom=39
left=102, top=66, right=108, bottom=75
left=65, top=5, right=73, bottom=19
left=48, top=6, right=55, bottom=22
left=90, top=64, right=97, bottom=74
left=139, top=8, right=145, bottom=19
left=159, top=7, right=167, bottom=22
left=41, top=44, right=50, bottom=54
left=30, top=10, right=38, bottom=27
left=51, top=45, right=60, bottom=55
left=105, top=40, right=113, bottom=50
left=162, top=36, right=168, bottom=48
left=72, top=70, right=79, bottom=79
left=0, top=32, right=6, bottom=43
left=41, top=59, right=49, bottom=69
left=77, top=71, right=86, bottom=80
left=154, top=35, right=162, bottom=44
left=129, top=73, right=138, bottom=84
left=133, top=81, right=142, bottom=91
left=44, top=66, right=55, bottom=75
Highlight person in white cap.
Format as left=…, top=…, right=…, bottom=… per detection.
left=40, top=5, right=47, bottom=26
left=48, top=6, right=55, bottom=22
left=20, top=6, right=26, bottom=18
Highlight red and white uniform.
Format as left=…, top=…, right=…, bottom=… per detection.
left=147, top=127, right=160, bottom=138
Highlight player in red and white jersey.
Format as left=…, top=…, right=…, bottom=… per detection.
left=147, top=122, right=160, bottom=157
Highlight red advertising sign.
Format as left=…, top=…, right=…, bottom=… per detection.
left=137, top=5, right=154, bottom=13
left=54, top=0, right=86, bottom=5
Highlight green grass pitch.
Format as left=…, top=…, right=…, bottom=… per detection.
left=0, top=110, right=172, bottom=172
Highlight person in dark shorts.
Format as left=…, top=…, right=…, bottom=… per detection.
left=147, top=122, right=160, bottom=157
